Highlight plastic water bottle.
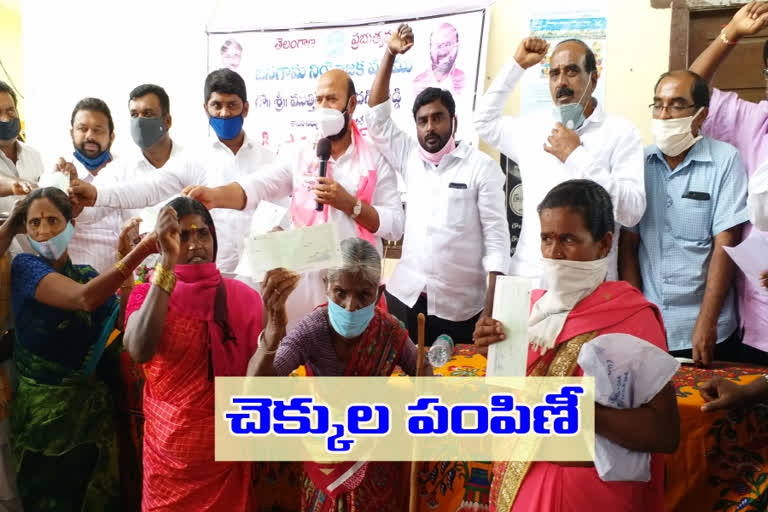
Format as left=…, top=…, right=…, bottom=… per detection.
left=427, top=335, right=454, bottom=368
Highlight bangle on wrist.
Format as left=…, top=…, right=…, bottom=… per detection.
left=720, top=28, right=738, bottom=46
left=151, top=263, right=176, bottom=295
left=114, top=258, right=132, bottom=279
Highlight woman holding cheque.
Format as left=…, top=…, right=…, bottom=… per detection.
left=474, top=179, right=680, bottom=512
left=248, top=236, right=432, bottom=511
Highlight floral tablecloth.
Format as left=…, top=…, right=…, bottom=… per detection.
left=255, top=348, right=768, bottom=512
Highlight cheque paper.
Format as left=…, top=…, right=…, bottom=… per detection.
left=486, top=276, right=532, bottom=377
left=723, top=232, right=768, bottom=295
left=38, top=172, right=70, bottom=193
left=244, top=222, right=342, bottom=281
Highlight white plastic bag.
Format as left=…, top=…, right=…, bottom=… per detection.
left=577, top=333, right=679, bottom=482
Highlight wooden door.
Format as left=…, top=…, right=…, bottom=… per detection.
left=689, top=8, right=767, bottom=103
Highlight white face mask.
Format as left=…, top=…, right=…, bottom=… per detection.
left=528, top=256, right=609, bottom=354
left=316, top=99, right=350, bottom=139
left=651, top=107, right=705, bottom=158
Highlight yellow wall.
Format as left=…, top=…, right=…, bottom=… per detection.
left=481, top=0, right=671, bottom=158
left=0, top=2, right=24, bottom=121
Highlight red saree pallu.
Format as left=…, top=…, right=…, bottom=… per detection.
left=301, top=307, right=411, bottom=512
left=490, top=281, right=668, bottom=512
left=126, top=263, right=262, bottom=511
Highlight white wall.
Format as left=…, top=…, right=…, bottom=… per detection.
left=22, top=0, right=215, bottom=163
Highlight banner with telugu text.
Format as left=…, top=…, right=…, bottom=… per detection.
left=207, top=9, right=488, bottom=155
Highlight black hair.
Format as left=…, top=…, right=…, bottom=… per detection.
left=204, top=68, right=247, bottom=104
left=0, top=81, right=17, bottom=107
left=70, top=97, right=115, bottom=134
left=24, top=187, right=73, bottom=222
left=554, top=39, right=597, bottom=74
left=346, top=77, right=356, bottom=103
left=537, top=179, right=614, bottom=242
left=654, top=70, right=710, bottom=108
left=129, top=84, right=170, bottom=116
left=165, top=196, right=218, bottom=259
left=412, top=87, right=456, bottom=120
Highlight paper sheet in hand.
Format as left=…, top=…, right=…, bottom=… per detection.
left=486, top=276, right=532, bottom=377
left=244, top=222, right=341, bottom=281
left=37, top=173, right=70, bottom=193
left=249, top=201, right=289, bottom=236
left=138, top=208, right=159, bottom=234
left=723, top=232, right=768, bottom=295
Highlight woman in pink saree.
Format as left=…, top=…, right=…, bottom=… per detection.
left=123, top=197, right=264, bottom=511
left=474, top=179, right=680, bottom=512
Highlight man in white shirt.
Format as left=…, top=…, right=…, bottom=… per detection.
left=367, top=25, right=510, bottom=344
left=58, top=97, right=123, bottom=274
left=474, top=36, right=645, bottom=287
left=69, top=70, right=275, bottom=273
left=184, top=69, right=404, bottom=325
left=0, top=81, right=43, bottom=256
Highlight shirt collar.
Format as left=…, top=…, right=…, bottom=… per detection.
left=648, top=137, right=713, bottom=173
left=331, top=136, right=356, bottom=164
left=580, top=98, right=604, bottom=129
left=211, top=131, right=252, bottom=152
left=135, top=139, right=180, bottom=168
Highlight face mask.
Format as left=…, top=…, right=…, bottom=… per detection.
left=130, top=116, right=166, bottom=149
left=418, top=118, right=457, bottom=166
left=327, top=297, right=376, bottom=338
left=0, top=117, right=20, bottom=141
left=651, top=107, right=704, bottom=158
left=528, top=256, right=609, bottom=354
left=317, top=99, right=350, bottom=140
left=27, top=221, right=75, bottom=261
left=553, top=83, right=590, bottom=130
left=209, top=115, right=243, bottom=140
left=73, top=148, right=111, bottom=172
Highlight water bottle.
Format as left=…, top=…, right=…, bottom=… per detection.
left=427, top=335, right=454, bottom=368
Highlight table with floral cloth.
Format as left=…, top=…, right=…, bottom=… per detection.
left=254, top=347, right=768, bottom=512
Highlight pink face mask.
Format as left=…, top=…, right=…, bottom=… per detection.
left=418, top=117, right=457, bottom=166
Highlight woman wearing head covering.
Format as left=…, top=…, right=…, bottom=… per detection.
left=249, top=236, right=432, bottom=511
left=10, top=187, right=157, bottom=510
left=123, top=196, right=267, bottom=511
left=474, top=179, right=680, bottom=512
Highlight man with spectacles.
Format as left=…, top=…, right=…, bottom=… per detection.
left=474, top=36, right=645, bottom=288
left=619, top=70, right=748, bottom=367
left=689, top=1, right=768, bottom=365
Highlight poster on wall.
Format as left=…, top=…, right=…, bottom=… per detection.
left=207, top=9, right=488, bottom=156
left=519, top=7, right=607, bottom=116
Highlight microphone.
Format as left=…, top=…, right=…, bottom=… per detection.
left=316, top=137, right=331, bottom=211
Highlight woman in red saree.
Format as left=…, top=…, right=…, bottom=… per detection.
left=123, top=197, right=264, bottom=511
left=248, top=237, right=432, bottom=512
left=474, top=179, right=680, bottom=512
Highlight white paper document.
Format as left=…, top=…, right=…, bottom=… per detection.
left=138, top=207, right=159, bottom=234
left=486, top=276, right=532, bottom=377
left=38, top=172, right=70, bottom=193
left=723, top=232, right=768, bottom=295
left=241, top=222, right=342, bottom=281
left=249, top=200, right=290, bottom=236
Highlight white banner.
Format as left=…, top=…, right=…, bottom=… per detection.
left=207, top=9, right=488, bottom=155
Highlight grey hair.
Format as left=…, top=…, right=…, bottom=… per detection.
left=326, top=238, right=381, bottom=288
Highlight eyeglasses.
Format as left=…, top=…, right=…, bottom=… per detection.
left=649, top=103, right=696, bottom=115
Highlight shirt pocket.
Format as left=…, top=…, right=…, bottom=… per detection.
left=442, top=188, right=475, bottom=229
left=670, top=198, right=712, bottom=242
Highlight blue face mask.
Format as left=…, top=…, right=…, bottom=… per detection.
left=209, top=115, right=243, bottom=140
left=73, top=149, right=111, bottom=171
left=27, top=221, right=75, bottom=261
left=327, top=298, right=376, bottom=338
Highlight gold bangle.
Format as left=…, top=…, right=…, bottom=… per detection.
left=151, top=263, right=176, bottom=295
left=114, top=259, right=131, bottom=279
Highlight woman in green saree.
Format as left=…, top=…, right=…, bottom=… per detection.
left=9, top=187, right=157, bottom=511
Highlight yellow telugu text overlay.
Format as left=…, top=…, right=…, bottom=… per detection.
left=215, top=376, right=595, bottom=462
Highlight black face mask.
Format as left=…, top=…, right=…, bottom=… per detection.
left=0, top=117, right=20, bottom=142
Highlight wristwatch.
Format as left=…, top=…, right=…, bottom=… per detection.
left=351, top=198, right=362, bottom=219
